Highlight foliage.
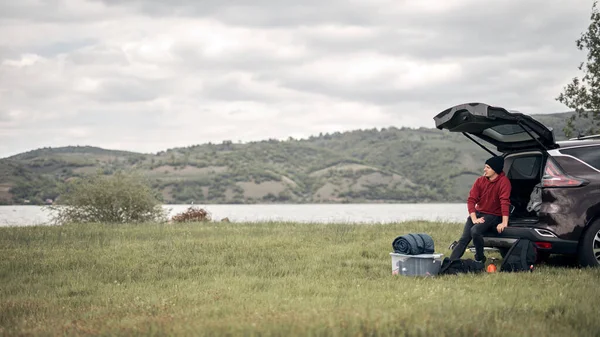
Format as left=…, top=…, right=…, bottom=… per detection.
left=1, top=161, right=62, bottom=205
left=0, top=112, right=580, bottom=204
left=9, top=177, right=60, bottom=205
left=47, top=172, right=166, bottom=224
left=171, top=206, right=211, bottom=222
left=557, top=1, right=600, bottom=137
left=0, top=221, right=598, bottom=336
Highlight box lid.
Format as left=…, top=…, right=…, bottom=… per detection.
left=390, top=252, right=444, bottom=259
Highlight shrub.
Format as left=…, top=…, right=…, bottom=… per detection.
left=171, top=206, right=211, bottom=222
left=48, top=172, right=167, bottom=224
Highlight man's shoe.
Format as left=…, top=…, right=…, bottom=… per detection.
left=475, top=256, right=487, bottom=264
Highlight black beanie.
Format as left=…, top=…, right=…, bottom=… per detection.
left=485, top=156, right=504, bottom=174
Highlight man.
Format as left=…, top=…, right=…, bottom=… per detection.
left=449, top=156, right=512, bottom=263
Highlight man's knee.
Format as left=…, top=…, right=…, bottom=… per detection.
left=470, top=225, right=484, bottom=237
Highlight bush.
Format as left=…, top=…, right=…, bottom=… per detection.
left=48, top=172, right=167, bottom=224
left=171, top=206, right=211, bottom=222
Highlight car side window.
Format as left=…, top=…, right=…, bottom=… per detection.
left=560, top=146, right=600, bottom=170
left=507, top=156, right=542, bottom=179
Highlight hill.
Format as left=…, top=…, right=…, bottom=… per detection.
left=0, top=112, right=582, bottom=205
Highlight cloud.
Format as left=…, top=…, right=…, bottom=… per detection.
left=0, top=0, right=594, bottom=157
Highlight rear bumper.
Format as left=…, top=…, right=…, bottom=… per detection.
left=483, top=227, right=578, bottom=255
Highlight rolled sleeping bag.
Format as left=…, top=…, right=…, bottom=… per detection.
left=392, top=233, right=435, bottom=255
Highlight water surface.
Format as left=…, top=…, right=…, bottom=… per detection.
left=0, top=203, right=468, bottom=226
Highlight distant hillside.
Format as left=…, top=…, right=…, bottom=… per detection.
left=0, top=112, right=582, bottom=205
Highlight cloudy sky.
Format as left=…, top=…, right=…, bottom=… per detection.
left=0, top=0, right=593, bottom=158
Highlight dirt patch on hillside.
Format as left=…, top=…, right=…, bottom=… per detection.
left=311, top=172, right=417, bottom=201
left=313, top=182, right=338, bottom=201
left=0, top=184, right=13, bottom=201
left=151, top=165, right=227, bottom=175
left=350, top=172, right=415, bottom=191
left=73, top=166, right=99, bottom=174
left=181, top=165, right=227, bottom=174
left=151, top=165, right=176, bottom=174
left=313, top=178, right=354, bottom=201
left=354, top=172, right=392, bottom=187
left=391, top=174, right=416, bottom=187
left=281, top=175, right=298, bottom=188
left=224, top=188, right=234, bottom=200
left=309, top=164, right=379, bottom=177
left=236, top=181, right=287, bottom=199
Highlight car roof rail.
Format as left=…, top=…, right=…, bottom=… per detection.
left=569, top=134, right=600, bottom=140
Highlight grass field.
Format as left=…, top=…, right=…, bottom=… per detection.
left=1, top=221, right=599, bottom=336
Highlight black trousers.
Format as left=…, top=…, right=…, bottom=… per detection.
left=450, top=212, right=502, bottom=261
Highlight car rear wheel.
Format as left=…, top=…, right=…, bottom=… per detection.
left=578, top=219, right=600, bottom=267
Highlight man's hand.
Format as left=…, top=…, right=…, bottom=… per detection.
left=472, top=217, right=485, bottom=224
left=497, top=223, right=508, bottom=233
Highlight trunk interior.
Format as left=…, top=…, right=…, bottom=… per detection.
left=505, top=152, right=546, bottom=226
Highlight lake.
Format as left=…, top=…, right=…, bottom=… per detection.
left=0, top=203, right=469, bottom=227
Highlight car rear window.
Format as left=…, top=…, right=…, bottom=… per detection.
left=506, top=155, right=543, bottom=179
left=560, top=146, right=600, bottom=170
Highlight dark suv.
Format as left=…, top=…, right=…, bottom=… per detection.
left=434, top=103, right=600, bottom=267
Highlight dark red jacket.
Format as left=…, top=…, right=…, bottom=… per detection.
left=467, top=172, right=512, bottom=217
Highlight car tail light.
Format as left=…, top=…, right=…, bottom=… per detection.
left=542, top=159, right=588, bottom=187
left=534, top=242, right=552, bottom=250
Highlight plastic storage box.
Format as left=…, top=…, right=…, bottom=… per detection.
left=390, top=253, right=444, bottom=276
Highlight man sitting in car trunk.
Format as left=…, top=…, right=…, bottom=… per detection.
left=450, top=156, right=512, bottom=263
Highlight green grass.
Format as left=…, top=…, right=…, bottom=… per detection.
left=1, top=221, right=599, bottom=336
